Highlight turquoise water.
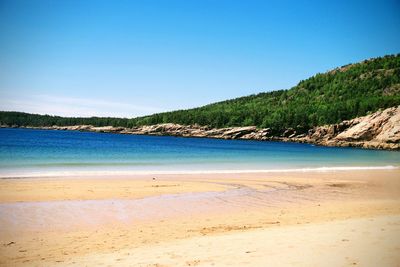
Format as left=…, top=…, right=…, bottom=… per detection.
left=0, top=128, right=399, bottom=177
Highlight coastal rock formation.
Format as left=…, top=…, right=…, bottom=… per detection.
left=5, top=106, right=399, bottom=150
left=301, top=106, right=400, bottom=150
left=220, top=126, right=257, bottom=139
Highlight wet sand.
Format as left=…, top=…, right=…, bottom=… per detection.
left=1, top=169, right=400, bottom=266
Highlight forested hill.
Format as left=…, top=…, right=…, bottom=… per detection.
left=1, top=54, right=400, bottom=134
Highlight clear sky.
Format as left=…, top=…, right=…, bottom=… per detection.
left=0, top=0, right=399, bottom=118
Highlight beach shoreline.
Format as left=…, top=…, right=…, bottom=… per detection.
left=0, top=165, right=398, bottom=179
left=1, top=169, right=400, bottom=266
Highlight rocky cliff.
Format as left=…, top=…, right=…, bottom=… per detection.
left=6, top=106, right=399, bottom=150
left=300, top=105, right=400, bottom=150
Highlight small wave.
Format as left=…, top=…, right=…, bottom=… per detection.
left=0, top=165, right=398, bottom=179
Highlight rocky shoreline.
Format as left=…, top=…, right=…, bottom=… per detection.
left=2, top=106, right=399, bottom=150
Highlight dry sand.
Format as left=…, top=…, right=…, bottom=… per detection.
left=57, top=215, right=400, bottom=267
left=0, top=169, right=399, bottom=266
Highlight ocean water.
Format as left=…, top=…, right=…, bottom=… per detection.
left=0, top=128, right=399, bottom=177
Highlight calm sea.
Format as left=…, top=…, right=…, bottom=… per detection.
left=0, top=128, right=399, bottom=177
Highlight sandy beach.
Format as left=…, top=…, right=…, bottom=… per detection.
left=1, top=169, right=400, bottom=266
left=1, top=1, right=400, bottom=266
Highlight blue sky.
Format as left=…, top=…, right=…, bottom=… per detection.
left=0, top=0, right=399, bottom=117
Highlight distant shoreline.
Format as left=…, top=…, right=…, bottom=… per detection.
left=2, top=104, right=400, bottom=152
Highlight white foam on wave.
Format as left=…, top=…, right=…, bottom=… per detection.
left=0, top=165, right=398, bottom=179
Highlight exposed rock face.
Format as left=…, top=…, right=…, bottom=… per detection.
left=7, top=106, right=399, bottom=150
left=127, top=125, right=258, bottom=140
left=300, top=106, right=400, bottom=150
left=220, top=126, right=257, bottom=139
